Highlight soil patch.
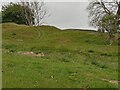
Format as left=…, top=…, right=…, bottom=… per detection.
left=18, top=51, right=45, bottom=57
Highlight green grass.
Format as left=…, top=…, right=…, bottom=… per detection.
left=2, top=23, right=119, bottom=88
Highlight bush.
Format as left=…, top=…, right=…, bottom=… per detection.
left=2, top=3, right=34, bottom=25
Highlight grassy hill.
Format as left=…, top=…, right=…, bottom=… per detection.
left=2, top=23, right=119, bottom=88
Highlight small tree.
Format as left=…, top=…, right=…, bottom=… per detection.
left=18, top=2, right=34, bottom=25
left=32, top=1, right=48, bottom=26
left=19, top=0, right=48, bottom=26
left=98, top=14, right=118, bottom=45
left=2, top=3, right=34, bottom=25
left=87, top=0, right=120, bottom=45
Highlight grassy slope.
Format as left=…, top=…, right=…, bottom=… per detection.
left=2, top=23, right=118, bottom=88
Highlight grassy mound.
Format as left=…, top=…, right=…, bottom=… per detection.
left=2, top=23, right=118, bottom=88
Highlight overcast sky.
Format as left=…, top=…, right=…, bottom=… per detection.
left=44, top=2, right=93, bottom=29
left=0, top=0, right=97, bottom=30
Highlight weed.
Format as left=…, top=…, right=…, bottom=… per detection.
left=60, top=58, right=70, bottom=62
left=91, top=60, right=107, bottom=69
left=100, top=53, right=112, bottom=57
left=11, top=32, right=16, bottom=36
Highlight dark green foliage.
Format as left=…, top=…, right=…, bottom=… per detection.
left=99, top=14, right=119, bottom=45
left=100, top=53, right=112, bottom=57
left=2, top=3, right=34, bottom=25
left=0, top=12, right=2, bottom=23
left=91, top=60, right=107, bottom=69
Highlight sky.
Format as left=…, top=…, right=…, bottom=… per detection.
left=0, top=0, right=97, bottom=30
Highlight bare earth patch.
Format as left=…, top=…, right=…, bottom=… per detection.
left=2, top=49, right=45, bottom=57
left=102, top=78, right=119, bottom=85
left=86, top=73, right=119, bottom=85
left=18, top=51, right=45, bottom=57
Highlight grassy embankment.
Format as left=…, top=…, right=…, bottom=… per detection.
left=2, top=23, right=119, bottom=88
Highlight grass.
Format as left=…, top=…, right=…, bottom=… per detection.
left=2, top=23, right=119, bottom=88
